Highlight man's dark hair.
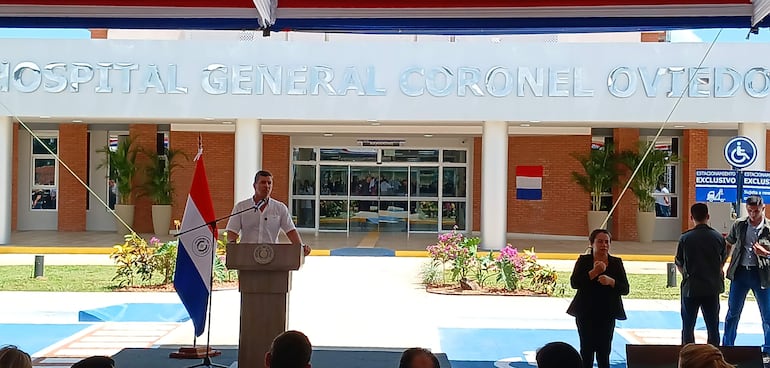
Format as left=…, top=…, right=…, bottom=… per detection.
left=254, top=170, right=273, bottom=184
left=399, top=348, right=440, bottom=368
left=71, top=356, right=115, bottom=368
left=268, top=330, right=312, bottom=368
left=535, top=342, right=582, bottom=368
left=747, top=195, right=764, bottom=207
left=690, top=203, right=709, bottom=223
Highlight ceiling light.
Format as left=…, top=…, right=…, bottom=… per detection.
left=72, top=119, right=83, bottom=123
left=370, top=121, right=380, bottom=126
left=221, top=121, right=233, bottom=125
left=323, top=133, right=334, bottom=137
left=39, top=116, right=51, bottom=119
left=424, top=134, right=433, bottom=138
left=674, top=125, right=685, bottom=128
left=204, top=117, right=215, bottom=121
left=529, top=120, right=541, bottom=123
left=697, top=121, right=709, bottom=124
left=520, top=123, right=531, bottom=127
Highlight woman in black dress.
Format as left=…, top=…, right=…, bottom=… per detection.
left=567, top=229, right=630, bottom=368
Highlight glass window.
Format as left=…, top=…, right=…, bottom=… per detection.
left=320, top=166, right=348, bottom=195
left=319, top=200, right=348, bottom=231
left=320, top=148, right=377, bottom=162
left=382, top=149, right=439, bottom=163
left=443, top=150, right=467, bottom=163
left=292, top=165, right=316, bottom=195
left=378, top=167, right=408, bottom=196
left=350, top=167, right=378, bottom=196
left=292, top=148, right=316, bottom=161
left=410, top=200, right=438, bottom=231
left=443, top=167, right=466, bottom=197
left=32, top=138, right=58, bottom=155
left=31, top=189, right=57, bottom=210
left=410, top=167, right=438, bottom=197
left=33, top=159, right=56, bottom=186
left=442, top=201, right=466, bottom=231
left=292, top=199, right=316, bottom=228
left=379, top=200, right=408, bottom=232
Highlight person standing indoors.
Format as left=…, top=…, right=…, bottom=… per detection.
left=675, top=203, right=727, bottom=346
left=226, top=170, right=312, bottom=256
left=567, top=229, right=630, bottom=368
left=722, top=195, right=770, bottom=363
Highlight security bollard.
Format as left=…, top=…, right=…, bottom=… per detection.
left=666, top=262, right=677, bottom=288
left=34, top=255, right=44, bottom=278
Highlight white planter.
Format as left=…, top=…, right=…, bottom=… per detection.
left=637, top=210, right=656, bottom=243
left=152, top=204, right=173, bottom=235
left=587, top=211, right=610, bottom=233
left=114, top=204, right=135, bottom=236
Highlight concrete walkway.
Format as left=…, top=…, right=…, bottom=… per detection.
left=1, top=257, right=764, bottom=368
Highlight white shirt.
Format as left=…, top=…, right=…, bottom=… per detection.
left=655, top=187, right=670, bottom=206
left=225, top=197, right=296, bottom=244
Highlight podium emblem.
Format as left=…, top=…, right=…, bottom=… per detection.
left=253, top=244, right=275, bottom=264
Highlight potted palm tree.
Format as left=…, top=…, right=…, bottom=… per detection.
left=571, top=143, right=618, bottom=232
left=620, top=141, right=680, bottom=243
left=97, top=137, right=138, bottom=235
left=139, top=147, right=188, bottom=235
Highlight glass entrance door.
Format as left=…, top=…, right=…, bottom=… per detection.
left=349, top=166, right=409, bottom=232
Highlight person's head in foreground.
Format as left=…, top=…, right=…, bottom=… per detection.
left=265, top=330, right=312, bottom=368
left=535, top=341, right=582, bottom=368
left=71, top=355, right=115, bottom=368
left=399, top=348, right=439, bottom=368
left=678, top=343, right=735, bottom=368
left=0, top=345, right=32, bottom=368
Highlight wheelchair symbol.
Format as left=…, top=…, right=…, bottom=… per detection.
left=724, top=136, right=757, bottom=168
left=730, top=142, right=751, bottom=164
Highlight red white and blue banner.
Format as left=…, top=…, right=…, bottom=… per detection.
left=516, top=165, right=543, bottom=200
left=173, top=157, right=216, bottom=337
left=0, top=0, right=766, bottom=34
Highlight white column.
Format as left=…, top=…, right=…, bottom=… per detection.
left=480, top=121, right=508, bottom=250
left=738, top=123, right=767, bottom=216
left=234, top=119, right=262, bottom=203
left=0, top=117, right=12, bottom=244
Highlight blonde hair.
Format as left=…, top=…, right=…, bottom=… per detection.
left=678, top=344, right=735, bottom=368
left=0, top=345, right=32, bottom=368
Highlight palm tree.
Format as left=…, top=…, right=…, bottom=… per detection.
left=620, top=141, right=680, bottom=213
left=571, top=144, right=618, bottom=211
left=97, top=137, right=138, bottom=205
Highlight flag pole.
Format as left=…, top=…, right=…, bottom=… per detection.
left=185, top=135, right=227, bottom=368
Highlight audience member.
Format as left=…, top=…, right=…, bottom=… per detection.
left=265, top=330, right=312, bottom=368
left=399, top=348, right=439, bottom=368
left=0, top=345, right=32, bottom=368
left=71, top=355, right=115, bottom=368
left=535, top=341, right=582, bottom=368
left=678, top=343, right=735, bottom=368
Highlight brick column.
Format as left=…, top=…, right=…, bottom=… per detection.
left=129, top=124, right=157, bottom=233
left=170, top=131, right=235, bottom=230
left=262, top=135, right=290, bottom=205
left=682, top=130, right=709, bottom=232
left=472, top=137, right=482, bottom=232
left=612, top=128, right=640, bottom=241
left=89, top=29, right=108, bottom=39
left=641, top=31, right=666, bottom=42
left=58, top=124, right=88, bottom=231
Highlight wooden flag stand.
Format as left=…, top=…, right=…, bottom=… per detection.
left=170, top=347, right=222, bottom=359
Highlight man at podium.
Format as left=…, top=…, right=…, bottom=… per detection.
left=226, top=170, right=312, bottom=256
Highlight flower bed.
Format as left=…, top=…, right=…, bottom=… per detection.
left=423, top=229, right=562, bottom=296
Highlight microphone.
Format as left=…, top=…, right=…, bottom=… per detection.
left=255, top=198, right=267, bottom=212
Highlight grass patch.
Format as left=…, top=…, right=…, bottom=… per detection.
left=555, top=272, right=740, bottom=301
left=0, top=265, right=164, bottom=292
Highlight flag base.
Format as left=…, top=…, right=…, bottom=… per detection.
left=169, top=347, right=222, bottom=359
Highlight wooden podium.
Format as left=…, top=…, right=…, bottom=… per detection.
left=226, top=243, right=304, bottom=368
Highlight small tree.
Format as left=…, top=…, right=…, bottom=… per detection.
left=571, top=144, right=618, bottom=211
left=97, top=137, right=138, bottom=205
left=139, top=147, right=188, bottom=205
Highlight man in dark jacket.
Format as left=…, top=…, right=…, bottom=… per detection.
left=675, top=202, right=727, bottom=346
left=722, top=195, right=770, bottom=363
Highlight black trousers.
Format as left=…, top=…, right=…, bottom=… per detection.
left=576, top=315, right=615, bottom=368
left=681, top=294, right=720, bottom=346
